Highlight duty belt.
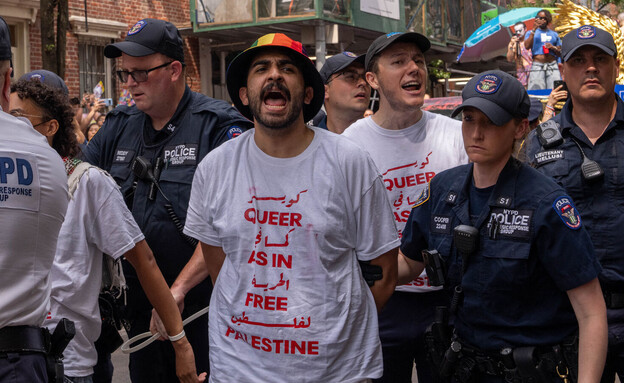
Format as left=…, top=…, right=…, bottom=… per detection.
left=0, top=326, right=47, bottom=354
left=604, top=291, right=624, bottom=309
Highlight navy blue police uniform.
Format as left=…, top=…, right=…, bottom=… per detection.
left=83, top=86, right=251, bottom=382
left=526, top=24, right=624, bottom=381
left=401, top=156, right=601, bottom=382
left=527, top=96, right=624, bottom=380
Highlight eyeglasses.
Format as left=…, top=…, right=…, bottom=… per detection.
left=116, top=62, right=173, bottom=83
left=327, top=70, right=367, bottom=85
left=9, top=110, right=52, bottom=127
left=535, top=16, right=547, bottom=20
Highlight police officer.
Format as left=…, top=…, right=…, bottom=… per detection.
left=0, top=16, right=69, bottom=382
left=526, top=25, right=624, bottom=382
left=82, top=18, right=252, bottom=382
left=317, top=51, right=370, bottom=133
left=400, top=70, right=607, bottom=382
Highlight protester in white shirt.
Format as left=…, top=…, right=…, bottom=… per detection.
left=343, top=32, right=468, bottom=383
left=10, top=75, right=204, bottom=383
left=156, top=33, right=399, bottom=383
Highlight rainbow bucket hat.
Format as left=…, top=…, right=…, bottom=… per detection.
left=226, top=33, right=324, bottom=122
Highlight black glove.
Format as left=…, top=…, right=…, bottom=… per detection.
left=358, top=260, right=382, bottom=287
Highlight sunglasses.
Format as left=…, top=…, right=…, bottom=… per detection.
left=535, top=16, right=547, bottom=20
left=116, top=62, right=173, bottom=83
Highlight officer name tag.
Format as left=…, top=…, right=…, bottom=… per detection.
left=534, top=150, right=564, bottom=165
left=0, top=152, right=40, bottom=212
left=164, top=144, right=198, bottom=166
left=488, top=208, right=533, bottom=240
left=430, top=215, right=451, bottom=234
left=113, top=149, right=135, bottom=164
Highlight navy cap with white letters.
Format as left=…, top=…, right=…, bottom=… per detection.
left=104, top=19, right=185, bottom=64
left=561, top=25, right=616, bottom=62
left=451, top=70, right=530, bottom=126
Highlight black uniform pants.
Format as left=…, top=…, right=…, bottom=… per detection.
left=0, top=352, right=47, bottom=383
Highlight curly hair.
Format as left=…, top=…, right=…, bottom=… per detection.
left=11, top=79, right=79, bottom=158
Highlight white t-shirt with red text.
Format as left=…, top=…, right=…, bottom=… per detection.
left=185, top=127, right=400, bottom=383
left=344, top=112, right=468, bottom=292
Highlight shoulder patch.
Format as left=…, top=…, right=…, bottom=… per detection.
left=227, top=126, right=243, bottom=140
left=552, top=196, right=582, bottom=230
left=412, top=184, right=430, bottom=208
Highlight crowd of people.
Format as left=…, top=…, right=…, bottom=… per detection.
left=0, top=8, right=623, bottom=383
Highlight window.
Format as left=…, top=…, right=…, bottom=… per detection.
left=79, top=42, right=115, bottom=104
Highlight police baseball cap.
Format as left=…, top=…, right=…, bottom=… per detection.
left=0, top=17, right=13, bottom=77
left=19, top=70, right=69, bottom=95
left=365, top=32, right=431, bottom=71
left=527, top=98, right=543, bottom=122
left=226, top=33, right=324, bottom=122
left=561, top=25, right=616, bottom=62
left=320, top=52, right=365, bottom=84
left=104, top=19, right=185, bottom=64
left=451, top=70, right=530, bottom=126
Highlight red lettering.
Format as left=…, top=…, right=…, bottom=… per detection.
left=394, top=212, right=401, bottom=222
left=414, top=277, right=425, bottom=286
left=268, top=211, right=279, bottom=225
left=251, top=336, right=261, bottom=350
left=426, top=172, right=435, bottom=182
left=394, top=177, right=406, bottom=188
left=243, top=209, right=302, bottom=227
left=243, top=293, right=288, bottom=311
left=400, top=210, right=411, bottom=222
left=247, top=250, right=268, bottom=266
left=274, top=253, right=292, bottom=269
left=276, top=297, right=287, bottom=311
left=279, top=212, right=288, bottom=226
left=244, top=293, right=254, bottom=307
left=244, top=208, right=256, bottom=223
left=274, top=339, right=283, bottom=354
left=307, top=341, right=319, bottom=355
left=290, top=213, right=302, bottom=227
left=291, top=340, right=305, bottom=354
left=226, top=330, right=321, bottom=355
left=416, top=173, right=426, bottom=184
left=384, top=179, right=393, bottom=191
left=406, top=175, right=416, bottom=187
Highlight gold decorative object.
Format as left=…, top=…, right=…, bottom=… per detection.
left=555, top=0, right=624, bottom=84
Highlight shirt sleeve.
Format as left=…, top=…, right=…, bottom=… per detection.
left=354, top=174, right=401, bottom=261
left=533, top=192, right=601, bottom=291
left=86, top=169, right=145, bottom=259
left=183, top=157, right=222, bottom=246
left=400, top=186, right=431, bottom=262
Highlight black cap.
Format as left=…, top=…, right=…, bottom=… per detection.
left=561, top=25, right=616, bottom=62
left=319, top=52, right=365, bottom=83
left=451, top=70, right=530, bottom=126
left=365, top=32, right=431, bottom=71
left=0, top=17, right=13, bottom=77
left=226, top=33, right=324, bottom=122
left=19, top=70, right=69, bottom=95
left=104, top=19, right=185, bottom=64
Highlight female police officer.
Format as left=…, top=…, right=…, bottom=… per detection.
left=398, top=70, right=607, bottom=382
